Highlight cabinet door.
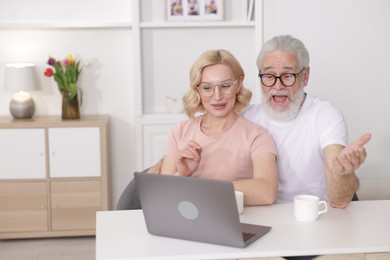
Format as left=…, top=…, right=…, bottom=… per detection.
left=50, top=180, right=101, bottom=231
left=0, top=182, right=48, bottom=233
left=48, top=127, right=101, bottom=178
left=142, top=125, right=174, bottom=169
left=0, top=128, right=46, bottom=179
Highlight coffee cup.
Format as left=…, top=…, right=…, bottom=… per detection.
left=234, top=191, right=244, bottom=215
left=294, top=195, right=328, bottom=222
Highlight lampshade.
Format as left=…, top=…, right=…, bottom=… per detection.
left=3, top=63, right=39, bottom=119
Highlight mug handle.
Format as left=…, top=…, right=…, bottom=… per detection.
left=318, top=201, right=328, bottom=215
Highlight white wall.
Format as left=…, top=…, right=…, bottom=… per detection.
left=263, top=0, right=390, bottom=186
left=0, top=0, right=389, bottom=206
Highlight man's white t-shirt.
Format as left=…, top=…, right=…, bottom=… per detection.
left=242, top=93, right=348, bottom=203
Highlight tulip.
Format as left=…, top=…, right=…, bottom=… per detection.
left=44, top=68, right=54, bottom=77
left=47, top=57, right=56, bottom=66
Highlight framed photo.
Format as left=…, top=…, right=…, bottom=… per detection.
left=167, top=0, right=223, bottom=22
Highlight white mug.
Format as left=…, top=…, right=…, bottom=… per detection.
left=234, top=191, right=244, bottom=215
left=294, top=195, right=328, bottom=222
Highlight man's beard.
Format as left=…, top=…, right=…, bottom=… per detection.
left=261, top=87, right=306, bottom=121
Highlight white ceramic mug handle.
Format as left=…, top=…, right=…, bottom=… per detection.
left=318, top=201, right=328, bottom=215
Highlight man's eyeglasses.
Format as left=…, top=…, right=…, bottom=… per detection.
left=197, top=80, right=238, bottom=98
left=258, top=68, right=306, bottom=87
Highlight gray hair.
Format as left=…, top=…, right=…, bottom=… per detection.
left=256, top=35, right=310, bottom=71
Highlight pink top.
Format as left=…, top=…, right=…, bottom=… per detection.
left=164, top=115, right=276, bottom=181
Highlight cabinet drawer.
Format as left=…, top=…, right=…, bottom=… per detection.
left=50, top=180, right=101, bottom=231
left=0, top=182, right=48, bottom=233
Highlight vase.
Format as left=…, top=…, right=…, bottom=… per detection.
left=61, top=90, right=80, bottom=120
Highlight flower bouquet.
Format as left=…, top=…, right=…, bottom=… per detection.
left=44, top=54, right=82, bottom=119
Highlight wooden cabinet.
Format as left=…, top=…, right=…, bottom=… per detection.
left=0, top=115, right=110, bottom=239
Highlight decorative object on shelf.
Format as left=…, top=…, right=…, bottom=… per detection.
left=44, top=54, right=82, bottom=119
left=166, top=0, right=223, bottom=22
left=164, top=96, right=184, bottom=113
left=61, top=89, right=81, bottom=120
left=3, top=63, right=39, bottom=119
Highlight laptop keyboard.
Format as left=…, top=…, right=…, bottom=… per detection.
left=242, top=232, right=256, bottom=241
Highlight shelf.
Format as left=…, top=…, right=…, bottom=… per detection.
left=0, top=22, right=132, bottom=29
left=140, top=21, right=255, bottom=29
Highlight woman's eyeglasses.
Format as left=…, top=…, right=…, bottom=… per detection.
left=197, top=80, right=238, bottom=98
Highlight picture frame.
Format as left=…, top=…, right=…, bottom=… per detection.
left=166, top=0, right=224, bottom=22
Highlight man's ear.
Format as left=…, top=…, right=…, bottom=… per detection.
left=303, top=67, right=310, bottom=86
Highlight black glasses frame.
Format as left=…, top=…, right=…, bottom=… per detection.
left=258, top=68, right=306, bottom=87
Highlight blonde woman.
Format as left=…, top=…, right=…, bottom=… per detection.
left=160, top=49, right=278, bottom=206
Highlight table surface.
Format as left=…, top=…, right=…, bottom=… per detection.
left=96, top=200, right=390, bottom=260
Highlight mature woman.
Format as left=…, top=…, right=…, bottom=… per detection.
left=116, top=49, right=278, bottom=209
left=160, top=49, right=278, bottom=206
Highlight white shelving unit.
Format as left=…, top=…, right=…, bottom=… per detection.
left=132, top=0, right=263, bottom=169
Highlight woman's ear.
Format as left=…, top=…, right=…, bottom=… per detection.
left=237, top=75, right=244, bottom=91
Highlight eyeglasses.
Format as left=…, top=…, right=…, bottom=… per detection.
left=258, top=68, right=306, bottom=87
left=197, top=80, right=238, bottom=98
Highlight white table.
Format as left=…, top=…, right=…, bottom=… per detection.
left=96, top=200, right=390, bottom=259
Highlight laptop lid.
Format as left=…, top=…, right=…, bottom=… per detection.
left=134, top=172, right=271, bottom=248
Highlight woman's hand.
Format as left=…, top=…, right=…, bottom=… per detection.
left=176, top=141, right=202, bottom=176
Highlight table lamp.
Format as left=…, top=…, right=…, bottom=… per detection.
left=3, top=63, right=39, bottom=119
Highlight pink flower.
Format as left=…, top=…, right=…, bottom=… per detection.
left=62, top=58, right=71, bottom=67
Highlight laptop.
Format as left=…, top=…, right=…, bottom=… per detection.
left=134, top=172, right=271, bottom=248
